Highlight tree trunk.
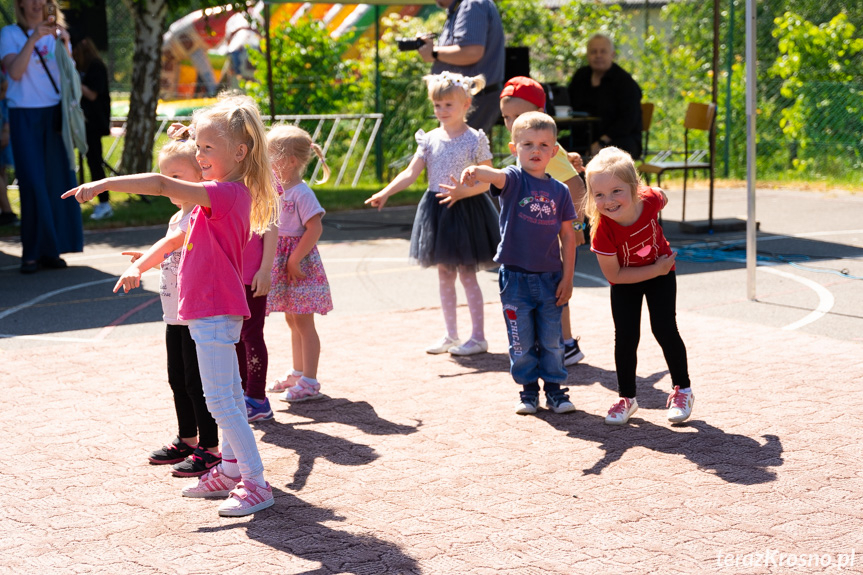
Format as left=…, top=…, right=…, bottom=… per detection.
left=120, top=0, right=167, bottom=175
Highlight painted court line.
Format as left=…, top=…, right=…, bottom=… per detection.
left=759, top=266, right=835, bottom=331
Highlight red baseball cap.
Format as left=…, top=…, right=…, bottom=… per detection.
left=500, top=76, right=545, bottom=111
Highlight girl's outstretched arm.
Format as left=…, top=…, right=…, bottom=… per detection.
left=286, top=214, right=323, bottom=281
left=113, top=228, right=186, bottom=293
left=63, top=174, right=211, bottom=207
left=596, top=252, right=677, bottom=285
left=365, top=156, right=425, bottom=211
left=436, top=159, right=492, bottom=207
left=251, top=224, right=279, bottom=297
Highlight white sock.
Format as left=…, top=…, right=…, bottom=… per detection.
left=301, top=376, right=318, bottom=386
left=247, top=473, right=267, bottom=487
left=222, top=458, right=241, bottom=478
left=564, top=338, right=575, bottom=346
left=291, top=370, right=303, bottom=378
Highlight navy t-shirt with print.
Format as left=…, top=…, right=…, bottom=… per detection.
left=490, top=165, right=576, bottom=273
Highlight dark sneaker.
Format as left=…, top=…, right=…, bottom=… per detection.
left=516, top=392, right=539, bottom=415
left=245, top=396, right=274, bottom=422
left=0, top=212, right=19, bottom=226
left=564, top=337, right=585, bottom=366
left=545, top=387, right=576, bottom=414
left=172, top=447, right=222, bottom=477
left=148, top=436, right=195, bottom=465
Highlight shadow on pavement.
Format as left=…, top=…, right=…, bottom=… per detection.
left=199, top=489, right=421, bottom=574
left=258, top=397, right=421, bottom=491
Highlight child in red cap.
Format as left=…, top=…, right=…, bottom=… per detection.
left=499, top=76, right=587, bottom=367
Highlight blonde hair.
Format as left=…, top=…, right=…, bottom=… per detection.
left=17, top=0, right=66, bottom=27
left=583, top=146, right=642, bottom=239
left=158, top=125, right=200, bottom=176
left=192, top=93, right=278, bottom=234
left=511, top=111, right=558, bottom=142
left=267, top=125, right=330, bottom=185
left=423, top=71, right=485, bottom=103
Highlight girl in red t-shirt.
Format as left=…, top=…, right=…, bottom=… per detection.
left=584, top=147, right=693, bottom=426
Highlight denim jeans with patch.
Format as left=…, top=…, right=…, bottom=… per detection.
left=499, top=266, right=567, bottom=386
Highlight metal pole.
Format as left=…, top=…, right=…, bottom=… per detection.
left=375, top=5, right=383, bottom=182
left=265, top=2, right=275, bottom=117
left=723, top=0, right=735, bottom=177
left=745, top=0, right=757, bottom=300
left=709, top=0, right=719, bottom=229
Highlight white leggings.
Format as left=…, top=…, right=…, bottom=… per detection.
left=188, top=315, right=265, bottom=484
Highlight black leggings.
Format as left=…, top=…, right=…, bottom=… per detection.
left=166, top=324, right=219, bottom=448
left=610, top=271, right=690, bottom=398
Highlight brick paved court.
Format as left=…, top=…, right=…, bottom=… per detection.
left=2, top=293, right=861, bottom=574
left=1, top=186, right=862, bottom=574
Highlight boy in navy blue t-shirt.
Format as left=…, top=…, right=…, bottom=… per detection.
left=440, top=111, right=577, bottom=414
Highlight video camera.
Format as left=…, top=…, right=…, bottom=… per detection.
left=396, top=34, right=436, bottom=52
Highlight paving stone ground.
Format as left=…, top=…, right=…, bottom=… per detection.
left=2, top=291, right=861, bottom=574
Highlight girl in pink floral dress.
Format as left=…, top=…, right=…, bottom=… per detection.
left=265, top=125, right=333, bottom=402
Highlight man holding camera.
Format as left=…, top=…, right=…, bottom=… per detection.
left=415, top=0, right=505, bottom=134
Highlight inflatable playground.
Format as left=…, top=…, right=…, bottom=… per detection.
left=122, top=2, right=436, bottom=117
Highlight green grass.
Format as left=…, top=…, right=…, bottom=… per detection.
left=0, top=182, right=428, bottom=237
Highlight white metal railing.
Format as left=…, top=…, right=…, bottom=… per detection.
left=106, top=113, right=383, bottom=187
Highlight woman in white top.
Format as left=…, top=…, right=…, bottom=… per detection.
left=0, top=0, right=82, bottom=274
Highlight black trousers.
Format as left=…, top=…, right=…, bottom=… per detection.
left=610, top=271, right=690, bottom=398
left=166, top=324, right=219, bottom=448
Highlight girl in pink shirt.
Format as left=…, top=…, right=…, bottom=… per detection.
left=265, top=125, right=333, bottom=402
left=64, top=95, right=279, bottom=517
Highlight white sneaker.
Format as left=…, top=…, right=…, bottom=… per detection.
left=448, top=338, right=488, bottom=356
left=90, top=202, right=113, bottom=220
left=666, top=386, right=694, bottom=423
left=605, top=397, right=638, bottom=425
left=426, top=335, right=460, bottom=354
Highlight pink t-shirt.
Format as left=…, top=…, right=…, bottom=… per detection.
left=241, top=232, right=264, bottom=286
left=177, top=181, right=251, bottom=320
left=276, top=181, right=325, bottom=237
left=590, top=186, right=674, bottom=282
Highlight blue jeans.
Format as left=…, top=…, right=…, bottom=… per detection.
left=188, top=315, right=264, bottom=481
left=498, top=267, right=566, bottom=386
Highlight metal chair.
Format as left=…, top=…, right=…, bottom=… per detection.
left=638, top=102, right=716, bottom=221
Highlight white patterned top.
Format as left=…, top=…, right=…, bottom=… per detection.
left=413, top=127, right=492, bottom=192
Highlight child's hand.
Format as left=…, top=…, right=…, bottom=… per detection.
left=555, top=277, right=573, bottom=306
left=122, top=251, right=144, bottom=263
left=287, top=255, right=306, bottom=281
left=460, top=166, right=480, bottom=187
left=251, top=267, right=272, bottom=297
left=567, top=152, right=584, bottom=173
left=61, top=182, right=104, bottom=203
left=364, top=190, right=389, bottom=211
left=655, top=251, right=677, bottom=275
left=113, top=266, right=142, bottom=293
left=436, top=175, right=467, bottom=208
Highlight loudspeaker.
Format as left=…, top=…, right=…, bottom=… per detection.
left=64, top=0, right=108, bottom=51
left=504, top=47, right=529, bottom=82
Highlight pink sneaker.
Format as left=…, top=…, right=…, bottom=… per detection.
left=267, top=372, right=301, bottom=393
left=605, top=397, right=638, bottom=425
left=278, top=379, right=323, bottom=402
left=218, top=479, right=274, bottom=517
left=181, top=464, right=240, bottom=498
left=667, top=386, right=694, bottom=423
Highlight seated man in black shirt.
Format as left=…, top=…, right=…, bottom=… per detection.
left=567, top=33, right=642, bottom=159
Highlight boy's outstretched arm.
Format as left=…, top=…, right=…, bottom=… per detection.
left=460, top=164, right=507, bottom=189
left=556, top=223, right=576, bottom=306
